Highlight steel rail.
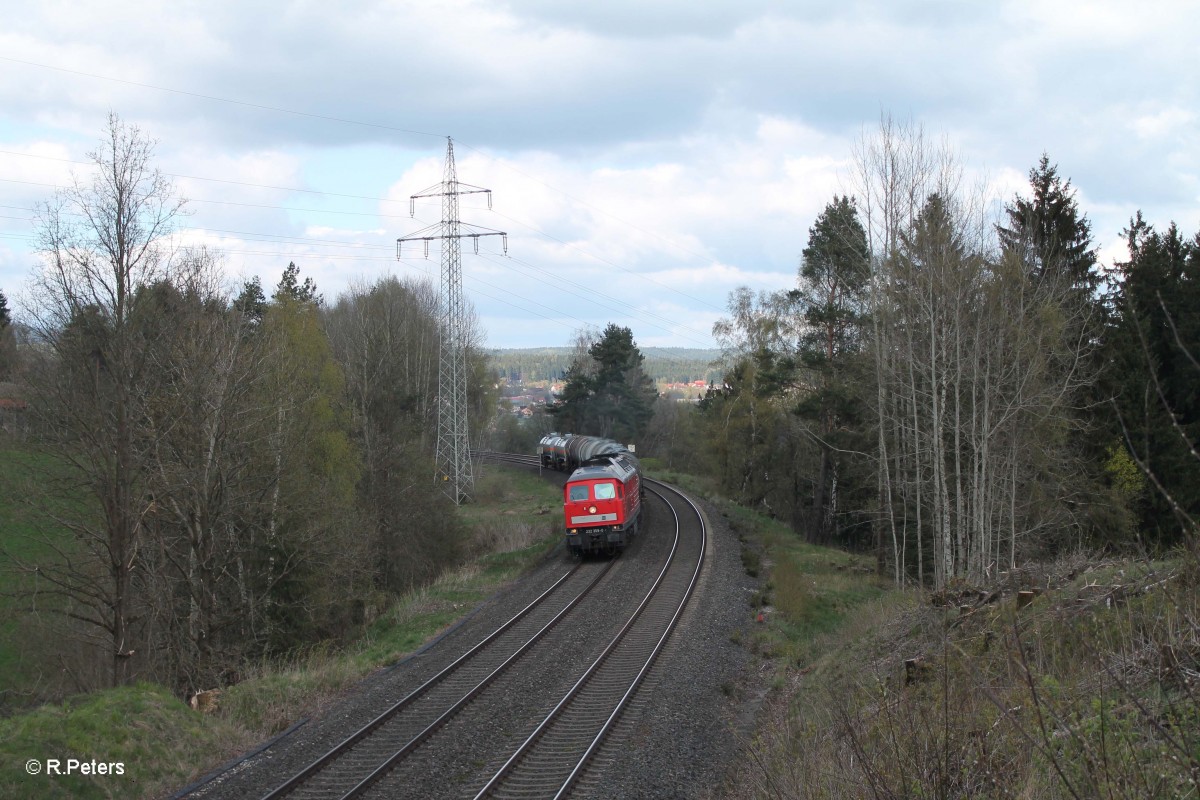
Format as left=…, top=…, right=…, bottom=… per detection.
left=472, top=478, right=706, bottom=799
left=262, top=558, right=610, bottom=799
left=553, top=480, right=706, bottom=798
left=336, top=560, right=612, bottom=799
left=476, top=451, right=541, bottom=469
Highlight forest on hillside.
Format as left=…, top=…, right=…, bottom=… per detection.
left=490, top=346, right=723, bottom=385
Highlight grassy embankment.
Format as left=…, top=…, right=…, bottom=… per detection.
left=0, top=459, right=562, bottom=800
left=0, top=444, right=83, bottom=707
left=646, top=463, right=891, bottom=676
left=742, top=550, right=1200, bottom=799
left=650, top=464, right=1200, bottom=799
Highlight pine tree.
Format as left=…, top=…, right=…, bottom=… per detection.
left=274, top=261, right=322, bottom=306
left=552, top=359, right=594, bottom=433
left=790, top=196, right=871, bottom=544
left=551, top=324, right=656, bottom=441
left=0, top=288, right=12, bottom=380
left=1107, top=217, right=1200, bottom=542
left=233, top=276, right=267, bottom=324
left=999, top=157, right=1117, bottom=541
left=997, top=155, right=1098, bottom=297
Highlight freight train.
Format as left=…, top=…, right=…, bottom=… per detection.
left=537, top=433, right=643, bottom=556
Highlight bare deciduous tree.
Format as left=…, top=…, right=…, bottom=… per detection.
left=135, top=250, right=274, bottom=691
left=23, top=113, right=185, bottom=686
left=853, top=116, right=1098, bottom=587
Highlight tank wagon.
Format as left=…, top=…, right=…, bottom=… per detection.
left=537, top=432, right=571, bottom=470
left=537, top=433, right=643, bottom=556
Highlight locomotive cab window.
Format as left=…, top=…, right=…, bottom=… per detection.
left=568, top=485, right=589, bottom=502
left=594, top=482, right=616, bottom=500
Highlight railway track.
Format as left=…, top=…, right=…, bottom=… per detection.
left=263, top=556, right=614, bottom=799
left=257, top=452, right=706, bottom=800
left=471, top=475, right=705, bottom=799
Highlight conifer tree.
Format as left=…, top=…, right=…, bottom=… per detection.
left=551, top=324, right=656, bottom=442
left=999, top=156, right=1117, bottom=541
left=233, top=276, right=267, bottom=325
left=0, top=288, right=12, bottom=380
left=997, top=154, right=1098, bottom=297
left=1107, top=217, right=1200, bottom=542
left=274, top=261, right=322, bottom=305
left=791, top=195, right=871, bottom=544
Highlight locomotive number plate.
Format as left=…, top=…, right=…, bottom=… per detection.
left=570, top=513, right=618, bottom=524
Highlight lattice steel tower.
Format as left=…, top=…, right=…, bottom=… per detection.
left=397, top=138, right=506, bottom=504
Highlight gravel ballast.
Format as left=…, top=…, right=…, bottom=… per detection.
left=573, top=490, right=763, bottom=799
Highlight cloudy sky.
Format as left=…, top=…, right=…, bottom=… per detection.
left=1, top=0, right=1196, bottom=349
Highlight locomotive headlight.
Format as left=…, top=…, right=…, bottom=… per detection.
left=589, top=505, right=597, bottom=514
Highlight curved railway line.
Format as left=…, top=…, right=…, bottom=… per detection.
left=247, top=453, right=707, bottom=800
left=473, top=459, right=706, bottom=799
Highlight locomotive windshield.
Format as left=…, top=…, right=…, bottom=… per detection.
left=568, top=485, right=589, bottom=502
left=594, top=482, right=616, bottom=500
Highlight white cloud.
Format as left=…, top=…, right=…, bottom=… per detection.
left=2, top=0, right=1199, bottom=345
left=1132, top=107, right=1196, bottom=141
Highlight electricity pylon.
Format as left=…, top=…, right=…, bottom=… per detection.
left=397, top=137, right=506, bottom=504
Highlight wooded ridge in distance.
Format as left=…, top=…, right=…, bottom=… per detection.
left=489, top=346, right=723, bottom=385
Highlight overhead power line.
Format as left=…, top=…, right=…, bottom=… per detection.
left=0, top=147, right=729, bottom=323
left=0, top=178, right=714, bottom=345
left=0, top=82, right=735, bottom=346
left=0, top=148, right=408, bottom=203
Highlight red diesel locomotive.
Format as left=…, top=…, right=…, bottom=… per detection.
left=537, top=433, right=643, bottom=556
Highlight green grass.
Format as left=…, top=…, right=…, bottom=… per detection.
left=0, top=683, right=249, bottom=800
left=213, top=462, right=563, bottom=739
left=459, top=465, right=560, bottom=528
left=0, top=441, right=86, bottom=706
left=710, top=496, right=891, bottom=671
left=644, top=463, right=893, bottom=670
